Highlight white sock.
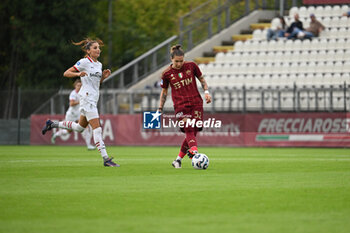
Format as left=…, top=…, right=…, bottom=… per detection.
left=58, top=121, right=84, bottom=133
left=54, top=129, right=68, bottom=137
left=81, top=127, right=93, bottom=147
left=176, top=156, right=183, bottom=161
left=93, top=127, right=108, bottom=159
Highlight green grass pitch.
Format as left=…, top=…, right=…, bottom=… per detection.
left=0, top=146, right=349, bottom=233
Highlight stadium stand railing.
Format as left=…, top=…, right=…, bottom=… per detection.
left=31, top=85, right=348, bottom=115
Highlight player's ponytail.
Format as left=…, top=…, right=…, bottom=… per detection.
left=170, top=44, right=184, bottom=58
left=72, top=38, right=104, bottom=56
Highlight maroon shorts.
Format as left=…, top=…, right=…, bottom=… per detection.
left=175, top=105, right=203, bottom=133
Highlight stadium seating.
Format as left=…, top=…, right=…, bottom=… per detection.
left=200, top=4, right=349, bottom=94
left=289, top=5, right=349, bottom=17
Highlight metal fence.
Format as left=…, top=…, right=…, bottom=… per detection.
left=0, top=88, right=59, bottom=119
left=0, top=83, right=347, bottom=145
left=30, top=85, right=349, bottom=116
left=3, top=84, right=346, bottom=117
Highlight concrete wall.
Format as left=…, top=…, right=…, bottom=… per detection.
left=129, top=10, right=277, bottom=90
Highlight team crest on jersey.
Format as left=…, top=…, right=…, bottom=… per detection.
left=186, top=70, right=191, bottom=75
left=178, top=73, right=183, bottom=79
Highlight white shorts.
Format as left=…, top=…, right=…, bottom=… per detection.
left=65, top=112, right=80, bottom=122
left=80, top=100, right=99, bottom=121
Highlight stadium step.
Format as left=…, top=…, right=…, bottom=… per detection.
left=240, top=29, right=254, bottom=34
left=203, top=51, right=216, bottom=57
left=222, top=40, right=235, bottom=46
left=258, top=18, right=272, bottom=23
left=193, top=17, right=272, bottom=65
left=232, top=34, right=253, bottom=41
left=213, top=46, right=234, bottom=53
left=194, top=57, right=215, bottom=64
left=250, top=23, right=271, bottom=30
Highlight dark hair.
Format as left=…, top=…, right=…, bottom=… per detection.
left=278, top=15, right=286, bottom=28
left=73, top=79, right=81, bottom=87
left=170, top=44, right=184, bottom=58
left=72, top=38, right=104, bottom=56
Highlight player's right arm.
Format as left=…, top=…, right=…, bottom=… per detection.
left=63, top=67, right=87, bottom=78
left=64, top=60, right=88, bottom=78
left=158, top=70, right=170, bottom=112
left=158, top=87, right=168, bottom=112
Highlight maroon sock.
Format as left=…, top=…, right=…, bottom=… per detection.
left=179, top=138, right=189, bottom=158
left=185, top=128, right=197, bottom=148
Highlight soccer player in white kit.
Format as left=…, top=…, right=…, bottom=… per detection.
left=42, top=38, right=119, bottom=167
left=51, top=79, right=95, bottom=150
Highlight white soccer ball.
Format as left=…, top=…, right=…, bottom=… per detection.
left=192, top=153, right=209, bottom=170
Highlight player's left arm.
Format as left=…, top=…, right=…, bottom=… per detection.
left=101, top=69, right=111, bottom=83
left=69, top=99, right=79, bottom=106
left=319, top=22, right=326, bottom=32
left=197, top=76, right=212, bottom=104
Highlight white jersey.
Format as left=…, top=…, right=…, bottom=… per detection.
left=65, top=89, right=80, bottom=121
left=73, top=57, right=102, bottom=106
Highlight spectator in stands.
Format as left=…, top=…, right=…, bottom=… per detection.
left=342, top=11, right=350, bottom=17
left=304, top=14, right=325, bottom=38
left=288, top=14, right=325, bottom=40
left=285, top=13, right=304, bottom=39
left=266, top=16, right=287, bottom=41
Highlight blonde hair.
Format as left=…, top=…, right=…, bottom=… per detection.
left=72, top=38, right=104, bottom=56
left=170, top=44, right=184, bottom=58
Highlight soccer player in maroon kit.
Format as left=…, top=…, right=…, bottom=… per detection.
left=158, top=44, right=212, bottom=168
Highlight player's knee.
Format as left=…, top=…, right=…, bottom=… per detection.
left=76, top=124, right=85, bottom=133
left=93, top=127, right=102, bottom=137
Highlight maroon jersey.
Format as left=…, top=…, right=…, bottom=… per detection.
left=161, top=61, right=203, bottom=111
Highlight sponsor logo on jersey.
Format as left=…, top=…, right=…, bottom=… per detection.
left=90, top=72, right=102, bottom=78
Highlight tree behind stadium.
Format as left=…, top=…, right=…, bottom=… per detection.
left=0, top=0, right=98, bottom=90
